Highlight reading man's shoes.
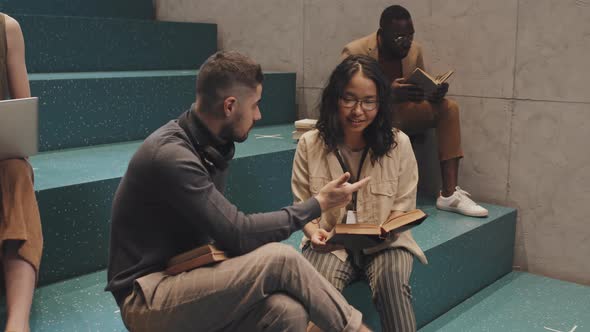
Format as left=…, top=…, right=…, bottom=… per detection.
left=436, top=186, right=489, bottom=217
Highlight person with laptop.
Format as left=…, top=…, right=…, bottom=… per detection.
left=0, top=13, right=43, bottom=332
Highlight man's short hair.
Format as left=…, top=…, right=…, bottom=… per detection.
left=196, top=51, right=264, bottom=111
left=379, top=5, right=412, bottom=28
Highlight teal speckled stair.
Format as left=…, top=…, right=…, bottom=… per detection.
left=30, top=71, right=296, bottom=151
left=16, top=14, right=216, bottom=73
left=420, top=272, right=590, bottom=332
left=1, top=0, right=154, bottom=19
left=1, top=190, right=518, bottom=331
left=0, top=271, right=126, bottom=332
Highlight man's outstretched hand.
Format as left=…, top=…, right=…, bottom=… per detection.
left=315, top=173, right=371, bottom=212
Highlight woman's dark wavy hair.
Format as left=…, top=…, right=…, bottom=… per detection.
left=316, top=54, right=396, bottom=164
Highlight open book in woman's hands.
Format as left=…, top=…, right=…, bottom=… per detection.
left=327, top=209, right=428, bottom=250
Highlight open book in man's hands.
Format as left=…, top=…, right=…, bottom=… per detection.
left=327, top=209, right=428, bottom=251
left=166, top=244, right=228, bottom=275
left=406, top=68, right=454, bottom=98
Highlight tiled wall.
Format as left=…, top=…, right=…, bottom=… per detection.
left=156, top=0, right=590, bottom=285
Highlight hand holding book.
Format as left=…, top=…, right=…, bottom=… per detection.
left=406, top=68, right=453, bottom=102
left=309, top=227, right=345, bottom=252
left=392, top=68, right=453, bottom=103
left=428, top=82, right=448, bottom=103
left=392, top=77, right=425, bottom=102
left=326, top=209, right=428, bottom=251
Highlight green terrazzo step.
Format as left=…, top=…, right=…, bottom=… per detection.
left=1, top=0, right=154, bottom=19
left=5, top=156, right=517, bottom=330
left=420, top=272, right=590, bottom=332
left=4, top=199, right=516, bottom=331
left=30, top=124, right=298, bottom=285
left=6, top=269, right=585, bottom=332
left=15, top=15, right=216, bottom=73
left=341, top=198, right=517, bottom=330
left=0, top=271, right=125, bottom=332
left=30, top=71, right=296, bottom=151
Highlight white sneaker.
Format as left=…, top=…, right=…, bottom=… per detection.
left=436, top=186, right=489, bottom=217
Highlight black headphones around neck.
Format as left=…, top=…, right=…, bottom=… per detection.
left=199, top=144, right=230, bottom=171
left=177, top=109, right=234, bottom=172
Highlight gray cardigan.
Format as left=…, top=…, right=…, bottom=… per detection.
left=106, top=110, right=321, bottom=304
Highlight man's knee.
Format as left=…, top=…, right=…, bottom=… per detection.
left=0, top=159, right=29, bottom=176
left=257, top=242, right=302, bottom=262
left=0, top=159, right=32, bottom=185
left=440, top=98, right=460, bottom=117
left=259, top=293, right=308, bottom=331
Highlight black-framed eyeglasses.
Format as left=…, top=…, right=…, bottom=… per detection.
left=339, top=96, right=379, bottom=111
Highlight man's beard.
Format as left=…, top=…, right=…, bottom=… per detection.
left=220, top=122, right=249, bottom=143
left=379, top=38, right=409, bottom=59
left=384, top=45, right=408, bottom=59
left=233, top=132, right=248, bottom=143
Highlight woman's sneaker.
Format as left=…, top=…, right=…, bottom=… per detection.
left=436, top=186, right=488, bottom=217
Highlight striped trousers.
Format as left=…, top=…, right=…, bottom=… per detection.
left=303, top=246, right=416, bottom=332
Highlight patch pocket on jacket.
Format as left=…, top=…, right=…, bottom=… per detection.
left=370, top=180, right=397, bottom=197
left=369, top=179, right=398, bottom=223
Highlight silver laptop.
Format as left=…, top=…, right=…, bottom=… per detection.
left=0, top=97, right=39, bottom=160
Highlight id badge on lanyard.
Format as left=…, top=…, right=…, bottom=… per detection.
left=334, top=148, right=368, bottom=224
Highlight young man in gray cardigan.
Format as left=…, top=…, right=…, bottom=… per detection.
left=106, top=51, right=372, bottom=332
